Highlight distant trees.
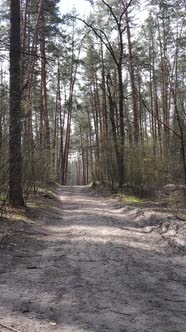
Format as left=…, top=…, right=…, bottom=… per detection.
left=69, top=0, right=186, bottom=189
left=0, top=0, right=185, bottom=206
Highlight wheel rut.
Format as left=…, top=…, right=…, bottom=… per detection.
left=0, top=185, right=185, bottom=332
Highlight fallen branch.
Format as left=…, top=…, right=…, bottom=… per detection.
left=0, top=322, right=22, bottom=332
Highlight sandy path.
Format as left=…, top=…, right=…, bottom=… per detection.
left=0, top=186, right=185, bottom=332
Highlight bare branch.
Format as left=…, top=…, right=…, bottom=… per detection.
left=101, top=0, right=119, bottom=27
left=136, top=88, right=181, bottom=139
left=101, top=0, right=134, bottom=27
left=120, top=0, right=134, bottom=22
left=67, top=15, right=119, bottom=65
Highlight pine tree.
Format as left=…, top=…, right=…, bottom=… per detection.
left=9, top=0, right=24, bottom=206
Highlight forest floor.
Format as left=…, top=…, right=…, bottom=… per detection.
left=0, top=185, right=186, bottom=332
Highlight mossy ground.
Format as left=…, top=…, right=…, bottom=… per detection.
left=113, top=193, right=144, bottom=205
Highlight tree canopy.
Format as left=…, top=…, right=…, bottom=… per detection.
left=0, top=0, right=185, bottom=205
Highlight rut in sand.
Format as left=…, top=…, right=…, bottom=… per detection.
left=0, top=186, right=185, bottom=332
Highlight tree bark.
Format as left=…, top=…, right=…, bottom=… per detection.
left=9, top=0, right=24, bottom=207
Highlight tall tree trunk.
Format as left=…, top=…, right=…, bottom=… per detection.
left=40, top=6, right=50, bottom=151
left=107, top=73, right=122, bottom=187
left=117, top=65, right=125, bottom=188
left=0, top=68, right=3, bottom=168
left=126, top=10, right=139, bottom=145
left=157, top=17, right=169, bottom=161
left=62, top=98, right=72, bottom=184
left=80, top=125, right=86, bottom=185
left=59, top=86, right=65, bottom=184
left=87, top=107, right=94, bottom=180
left=9, top=0, right=24, bottom=206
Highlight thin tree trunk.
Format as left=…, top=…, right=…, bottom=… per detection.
left=126, top=10, right=139, bottom=145
left=40, top=6, right=50, bottom=151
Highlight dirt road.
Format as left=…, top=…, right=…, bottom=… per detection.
left=0, top=186, right=185, bottom=332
